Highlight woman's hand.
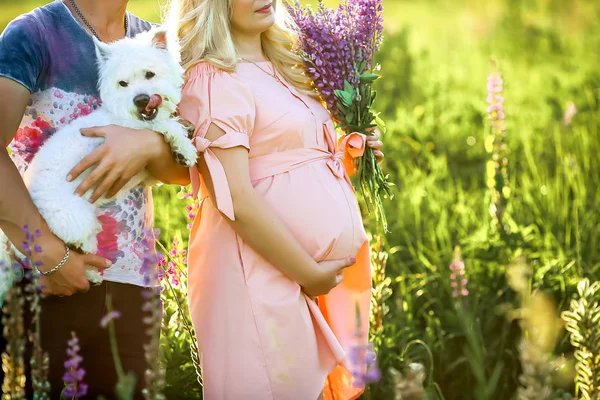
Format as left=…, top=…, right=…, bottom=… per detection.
left=67, top=125, right=163, bottom=203
left=366, top=128, right=384, bottom=163
left=300, top=256, right=356, bottom=298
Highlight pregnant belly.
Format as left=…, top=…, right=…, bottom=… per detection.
left=253, top=161, right=367, bottom=261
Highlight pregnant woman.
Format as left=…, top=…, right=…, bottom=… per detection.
left=173, top=0, right=385, bottom=398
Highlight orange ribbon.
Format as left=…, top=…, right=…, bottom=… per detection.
left=337, top=132, right=367, bottom=176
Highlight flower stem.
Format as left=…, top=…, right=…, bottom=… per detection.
left=160, top=270, right=203, bottom=386
left=105, top=295, right=125, bottom=380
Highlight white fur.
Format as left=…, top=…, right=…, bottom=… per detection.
left=0, top=28, right=197, bottom=297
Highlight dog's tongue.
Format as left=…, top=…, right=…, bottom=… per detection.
left=145, top=94, right=163, bottom=111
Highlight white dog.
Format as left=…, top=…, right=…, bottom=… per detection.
left=0, top=28, right=197, bottom=294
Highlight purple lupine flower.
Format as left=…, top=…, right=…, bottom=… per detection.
left=347, top=300, right=381, bottom=388
left=487, top=75, right=505, bottom=129
left=288, top=0, right=392, bottom=231
left=139, top=228, right=160, bottom=287
left=62, top=332, right=88, bottom=398
left=19, top=224, right=33, bottom=269
left=100, top=311, right=121, bottom=328
left=450, top=247, right=468, bottom=298
left=19, top=225, right=45, bottom=292
left=563, top=101, right=577, bottom=126
left=348, top=342, right=382, bottom=387
left=19, top=225, right=43, bottom=259
left=348, top=0, right=384, bottom=69
left=157, top=254, right=167, bottom=282
left=178, top=188, right=199, bottom=229
left=159, top=237, right=186, bottom=288
left=485, top=66, right=510, bottom=229
left=287, top=0, right=383, bottom=119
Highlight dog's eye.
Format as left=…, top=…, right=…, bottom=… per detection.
left=145, top=71, right=156, bottom=80
left=119, top=81, right=129, bottom=87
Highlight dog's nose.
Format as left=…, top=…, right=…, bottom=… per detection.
left=133, top=94, right=150, bottom=109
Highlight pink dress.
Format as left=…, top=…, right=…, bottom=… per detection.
left=179, top=61, right=372, bottom=400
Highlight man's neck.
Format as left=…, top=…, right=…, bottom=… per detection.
left=63, top=0, right=129, bottom=41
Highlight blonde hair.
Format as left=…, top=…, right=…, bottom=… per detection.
left=166, top=0, right=316, bottom=97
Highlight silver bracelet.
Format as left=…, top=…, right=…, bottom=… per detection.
left=36, top=247, right=70, bottom=276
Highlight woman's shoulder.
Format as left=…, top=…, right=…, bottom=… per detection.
left=187, top=61, right=218, bottom=77
left=183, top=62, right=255, bottom=107
left=186, top=61, right=241, bottom=82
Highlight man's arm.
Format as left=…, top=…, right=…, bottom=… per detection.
left=145, top=130, right=192, bottom=186
left=0, top=77, right=62, bottom=252
left=0, top=77, right=110, bottom=295
left=64, top=125, right=192, bottom=203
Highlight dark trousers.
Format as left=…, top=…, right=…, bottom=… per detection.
left=23, top=281, right=159, bottom=399
left=0, top=317, right=5, bottom=388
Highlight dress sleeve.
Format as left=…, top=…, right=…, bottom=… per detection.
left=178, top=63, right=256, bottom=220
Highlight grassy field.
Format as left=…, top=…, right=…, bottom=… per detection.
left=2, top=0, right=600, bottom=399
left=0, top=0, right=403, bottom=29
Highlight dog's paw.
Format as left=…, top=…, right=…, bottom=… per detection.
left=172, top=139, right=198, bottom=167
left=173, top=152, right=189, bottom=166
left=178, top=117, right=196, bottom=139
left=68, top=219, right=101, bottom=254
left=78, top=235, right=99, bottom=254
left=169, top=113, right=196, bottom=139
left=86, top=267, right=103, bottom=284
left=158, top=119, right=198, bottom=167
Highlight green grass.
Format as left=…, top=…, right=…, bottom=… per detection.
left=2, top=0, right=600, bottom=399
left=0, top=0, right=157, bottom=27
left=0, top=0, right=404, bottom=30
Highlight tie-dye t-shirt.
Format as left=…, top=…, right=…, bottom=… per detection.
left=0, top=1, right=156, bottom=287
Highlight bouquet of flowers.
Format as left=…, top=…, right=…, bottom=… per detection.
left=287, top=0, right=393, bottom=232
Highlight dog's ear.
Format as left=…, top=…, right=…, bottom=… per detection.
left=151, top=29, right=168, bottom=50
left=94, top=37, right=112, bottom=65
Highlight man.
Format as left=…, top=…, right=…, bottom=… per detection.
left=0, top=0, right=190, bottom=397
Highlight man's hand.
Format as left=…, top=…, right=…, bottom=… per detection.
left=34, top=233, right=112, bottom=296
left=39, top=251, right=111, bottom=296
left=67, top=125, right=162, bottom=203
